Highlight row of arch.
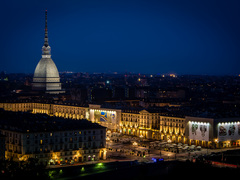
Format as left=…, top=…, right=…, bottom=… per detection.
left=121, top=127, right=187, bottom=143
left=54, top=112, right=84, bottom=120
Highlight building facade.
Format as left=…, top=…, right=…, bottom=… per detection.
left=52, top=104, right=88, bottom=120
left=0, top=110, right=106, bottom=164
left=186, top=116, right=240, bottom=148
left=89, top=104, right=121, bottom=131
left=1, top=129, right=106, bottom=164
left=0, top=103, right=88, bottom=120
left=120, top=109, right=186, bottom=143
left=1, top=102, right=240, bottom=148
left=160, top=116, right=186, bottom=143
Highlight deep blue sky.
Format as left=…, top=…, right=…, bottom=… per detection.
left=1, top=0, right=240, bottom=75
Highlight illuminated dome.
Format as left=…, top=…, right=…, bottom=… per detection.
left=34, top=58, right=60, bottom=79
left=32, top=10, right=63, bottom=94
left=32, top=56, right=62, bottom=93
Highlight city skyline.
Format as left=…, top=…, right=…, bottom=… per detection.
left=1, top=0, right=240, bottom=75
left=1, top=1, right=240, bottom=176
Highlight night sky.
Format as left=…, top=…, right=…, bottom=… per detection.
left=1, top=0, right=240, bottom=75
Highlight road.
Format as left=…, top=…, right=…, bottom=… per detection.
left=47, top=141, right=240, bottom=179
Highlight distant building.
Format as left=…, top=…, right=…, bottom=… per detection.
left=156, top=89, right=185, bottom=99
left=32, top=10, right=64, bottom=94
left=0, top=110, right=106, bottom=164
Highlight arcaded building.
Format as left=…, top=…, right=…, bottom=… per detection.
left=120, top=108, right=186, bottom=143
left=1, top=101, right=240, bottom=148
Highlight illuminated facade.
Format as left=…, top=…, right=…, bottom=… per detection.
left=160, top=116, right=186, bottom=143
left=2, top=129, right=106, bottom=164
left=0, top=103, right=88, bottom=120
left=1, top=102, right=240, bottom=148
left=0, top=111, right=107, bottom=164
left=121, top=109, right=186, bottom=143
left=89, top=104, right=121, bottom=131
left=186, top=116, right=240, bottom=148
left=53, top=104, right=88, bottom=120
left=121, top=109, right=141, bottom=137
left=0, top=102, right=33, bottom=112
left=0, top=103, right=119, bottom=131
left=121, top=110, right=161, bottom=139
left=0, top=102, right=190, bottom=145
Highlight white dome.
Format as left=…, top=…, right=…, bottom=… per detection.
left=33, top=57, right=60, bottom=79
left=32, top=56, right=62, bottom=92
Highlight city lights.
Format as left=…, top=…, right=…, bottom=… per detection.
left=0, top=1, right=240, bottom=178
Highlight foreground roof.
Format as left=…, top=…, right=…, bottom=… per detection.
left=0, top=109, right=105, bottom=133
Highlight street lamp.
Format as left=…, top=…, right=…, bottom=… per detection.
left=133, top=142, right=138, bottom=146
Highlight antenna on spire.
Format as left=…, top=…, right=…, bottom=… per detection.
left=42, top=9, right=51, bottom=56
left=44, top=9, right=49, bottom=47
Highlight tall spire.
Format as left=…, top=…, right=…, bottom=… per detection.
left=42, top=9, right=51, bottom=56
left=44, top=9, right=49, bottom=47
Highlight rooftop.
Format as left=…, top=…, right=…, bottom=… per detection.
left=0, top=109, right=105, bottom=133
